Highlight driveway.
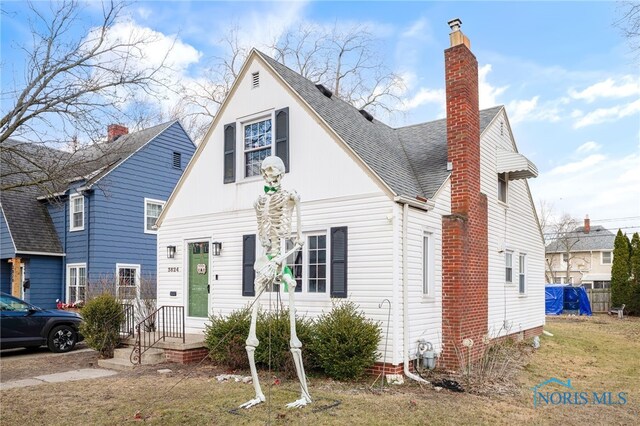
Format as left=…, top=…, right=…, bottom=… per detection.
left=0, top=344, right=98, bottom=382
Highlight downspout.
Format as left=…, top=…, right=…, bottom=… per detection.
left=63, top=198, right=68, bottom=301
left=85, top=191, right=91, bottom=283
left=402, top=202, right=429, bottom=383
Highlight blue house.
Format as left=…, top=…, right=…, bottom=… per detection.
left=1, top=121, right=195, bottom=308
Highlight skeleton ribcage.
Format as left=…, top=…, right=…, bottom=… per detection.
left=255, top=190, right=295, bottom=257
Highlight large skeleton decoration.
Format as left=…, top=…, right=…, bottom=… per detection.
left=240, top=156, right=312, bottom=409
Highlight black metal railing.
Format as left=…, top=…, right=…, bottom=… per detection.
left=120, top=304, right=135, bottom=338
left=130, top=305, right=185, bottom=364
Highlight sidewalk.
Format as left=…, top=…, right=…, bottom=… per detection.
left=0, top=368, right=118, bottom=391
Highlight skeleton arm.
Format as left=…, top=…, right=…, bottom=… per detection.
left=272, top=192, right=304, bottom=265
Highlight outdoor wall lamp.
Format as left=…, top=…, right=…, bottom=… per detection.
left=212, top=241, right=223, bottom=256
left=167, top=245, right=176, bottom=259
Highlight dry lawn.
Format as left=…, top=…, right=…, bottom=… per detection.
left=1, top=315, right=638, bottom=425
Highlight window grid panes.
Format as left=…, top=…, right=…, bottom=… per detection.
left=117, top=267, right=138, bottom=300
left=284, top=241, right=303, bottom=293
left=308, top=235, right=327, bottom=293
left=519, top=254, right=525, bottom=294
left=602, top=252, right=612, bottom=264
left=68, top=265, right=86, bottom=303
left=244, top=119, right=272, bottom=177
left=72, top=196, right=83, bottom=229
left=505, top=252, right=513, bottom=283
left=146, top=201, right=163, bottom=231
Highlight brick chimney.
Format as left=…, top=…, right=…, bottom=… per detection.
left=440, top=18, right=489, bottom=368
left=584, top=215, right=590, bottom=234
left=107, top=124, right=128, bottom=142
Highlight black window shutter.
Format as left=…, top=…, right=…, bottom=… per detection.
left=330, top=227, right=348, bottom=298
left=274, top=107, right=289, bottom=172
left=223, top=123, right=236, bottom=183
left=242, top=234, right=256, bottom=296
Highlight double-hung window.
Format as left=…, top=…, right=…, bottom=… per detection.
left=601, top=251, right=612, bottom=265
left=70, top=195, right=84, bottom=231
left=519, top=254, right=526, bottom=294
left=116, top=264, right=140, bottom=300
left=423, top=233, right=434, bottom=296
left=67, top=264, right=86, bottom=303
left=144, top=198, right=165, bottom=233
left=505, top=251, right=513, bottom=283
left=244, top=118, right=272, bottom=178
left=498, top=173, right=508, bottom=203
left=283, top=233, right=327, bottom=294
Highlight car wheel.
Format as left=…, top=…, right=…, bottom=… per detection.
left=47, top=325, right=77, bottom=353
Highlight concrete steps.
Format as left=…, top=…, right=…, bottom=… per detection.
left=97, top=347, right=165, bottom=371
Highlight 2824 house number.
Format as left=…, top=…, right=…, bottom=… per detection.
left=168, top=267, right=180, bottom=272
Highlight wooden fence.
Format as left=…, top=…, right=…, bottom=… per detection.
left=586, top=288, right=611, bottom=312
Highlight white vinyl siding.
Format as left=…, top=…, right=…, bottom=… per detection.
left=144, top=198, right=165, bottom=234
left=66, top=263, right=86, bottom=303
left=70, top=195, right=84, bottom=231
left=483, top=110, right=545, bottom=338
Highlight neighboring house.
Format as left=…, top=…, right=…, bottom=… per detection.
left=156, top=22, right=544, bottom=370
left=1, top=121, right=196, bottom=308
left=545, top=217, right=615, bottom=289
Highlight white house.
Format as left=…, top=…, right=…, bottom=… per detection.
left=156, top=21, right=545, bottom=371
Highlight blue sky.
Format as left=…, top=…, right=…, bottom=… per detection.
left=2, top=1, right=639, bottom=233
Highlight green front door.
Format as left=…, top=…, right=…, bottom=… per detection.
left=188, top=242, right=209, bottom=318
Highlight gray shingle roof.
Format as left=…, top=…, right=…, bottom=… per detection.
left=256, top=51, right=502, bottom=199
left=545, top=225, right=615, bottom=253
left=0, top=121, right=176, bottom=255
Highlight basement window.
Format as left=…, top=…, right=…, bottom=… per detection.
left=252, top=72, right=260, bottom=88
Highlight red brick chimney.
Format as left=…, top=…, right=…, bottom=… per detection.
left=440, top=18, right=489, bottom=368
left=584, top=215, right=590, bottom=234
left=107, top=124, right=128, bottom=142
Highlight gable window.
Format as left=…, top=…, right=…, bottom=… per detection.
left=116, top=264, right=140, bottom=300
left=172, top=151, right=182, bottom=169
left=519, top=254, right=526, bottom=294
left=601, top=251, right=612, bottom=264
left=67, top=263, right=86, bottom=303
left=244, top=118, right=272, bottom=177
left=423, top=233, right=434, bottom=296
left=144, top=198, right=165, bottom=234
left=498, top=173, right=508, bottom=203
left=70, top=194, right=84, bottom=231
left=505, top=251, right=513, bottom=283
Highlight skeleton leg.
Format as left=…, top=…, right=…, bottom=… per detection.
left=240, top=289, right=265, bottom=409
left=283, top=274, right=312, bottom=408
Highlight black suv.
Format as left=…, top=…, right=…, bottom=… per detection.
left=0, top=292, right=84, bottom=353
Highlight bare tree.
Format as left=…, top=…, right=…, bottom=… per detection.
left=615, top=1, right=640, bottom=54
left=1, top=0, right=173, bottom=192
left=544, top=212, right=584, bottom=284
left=176, top=23, right=405, bottom=142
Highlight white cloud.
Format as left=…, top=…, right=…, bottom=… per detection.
left=478, top=64, right=508, bottom=108
left=569, top=76, right=640, bottom=103
left=401, top=17, right=428, bottom=39
left=398, top=87, right=445, bottom=111
left=506, top=96, right=561, bottom=124
left=547, top=154, right=606, bottom=175
left=231, top=1, right=308, bottom=50
left=576, top=141, right=600, bottom=154
left=574, top=99, right=640, bottom=128
left=136, top=7, right=152, bottom=20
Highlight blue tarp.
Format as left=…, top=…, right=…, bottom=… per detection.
left=545, top=284, right=592, bottom=316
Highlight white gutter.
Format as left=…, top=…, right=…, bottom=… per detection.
left=402, top=202, right=429, bottom=384
left=394, top=195, right=435, bottom=211
left=16, top=251, right=66, bottom=257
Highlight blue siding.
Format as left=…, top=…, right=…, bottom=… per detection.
left=87, top=122, right=195, bottom=282
left=23, top=255, right=63, bottom=308
left=1, top=260, right=11, bottom=293
left=1, top=209, right=15, bottom=259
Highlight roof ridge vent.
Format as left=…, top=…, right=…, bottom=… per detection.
left=359, top=109, right=374, bottom=122
left=315, top=84, right=333, bottom=98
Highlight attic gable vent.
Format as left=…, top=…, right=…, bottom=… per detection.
left=252, top=72, right=260, bottom=88
left=172, top=151, right=182, bottom=169
left=359, top=109, right=374, bottom=122
left=315, top=84, right=333, bottom=98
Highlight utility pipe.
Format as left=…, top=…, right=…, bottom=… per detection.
left=402, top=202, right=429, bottom=384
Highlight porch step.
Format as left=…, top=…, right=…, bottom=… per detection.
left=98, top=357, right=135, bottom=371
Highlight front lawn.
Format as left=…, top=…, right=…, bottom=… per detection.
left=1, top=315, right=638, bottom=425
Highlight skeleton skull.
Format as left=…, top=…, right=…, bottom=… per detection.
left=260, top=156, right=285, bottom=187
